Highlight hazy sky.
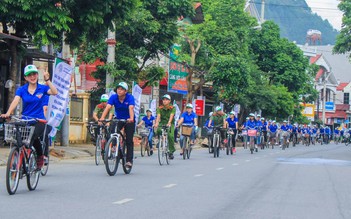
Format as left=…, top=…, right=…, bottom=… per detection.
left=305, top=0, right=343, bottom=30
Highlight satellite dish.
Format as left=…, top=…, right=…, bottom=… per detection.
left=5, top=79, right=13, bottom=88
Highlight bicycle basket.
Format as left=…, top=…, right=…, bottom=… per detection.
left=227, top=129, right=234, bottom=135
left=138, top=127, right=150, bottom=137
left=182, top=126, right=193, bottom=136
left=248, top=130, right=257, bottom=137
left=242, top=130, right=248, bottom=136
left=4, top=124, right=35, bottom=145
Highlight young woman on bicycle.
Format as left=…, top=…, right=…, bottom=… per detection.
left=154, top=94, right=176, bottom=159
left=1, top=65, right=57, bottom=168
left=137, top=109, right=155, bottom=155
left=99, top=82, right=135, bottom=168
left=177, top=103, right=198, bottom=154
left=268, top=120, right=278, bottom=146
left=225, top=111, right=238, bottom=153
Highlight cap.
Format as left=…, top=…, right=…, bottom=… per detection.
left=229, top=111, right=235, bottom=115
left=261, top=117, right=265, bottom=120
left=186, top=103, right=193, bottom=108
left=24, top=65, right=38, bottom=76
left=209, top=112, right=213, bottom=117
left=215, top=106, right=222, bottom=111
left=146, top=109, right=152, bottom=113
left=283, top=120, right=287, bottom=123
left=246, top=117, right=249, bottom=120
left=100, top=94, right=109, bottom=102
left=162, top=94, right=171, bottom=100
left=249, top=113, right=255, bottom=117
left=117, top=82, right=128, bottom=90
left=257, top=114, right=261, bottom=117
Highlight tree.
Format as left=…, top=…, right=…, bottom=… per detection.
left=334, top=0, right=351, bottom=57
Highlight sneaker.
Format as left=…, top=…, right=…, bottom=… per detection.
left=224, top=139, right=228, bottom=144
left=43, top=156, right=49, bottom=165
left=180, top=152, right=183, bottom=156
left=150, top=150, right=153, bottom=156
left=125, top=162, right=133, bottom=168
left=169, top=153, right=174, bottom=160
left=233, top=148, right=236, bottom=153
left=36, top=155, right=44, bottom=169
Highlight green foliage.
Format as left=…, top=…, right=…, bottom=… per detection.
left=334, top=0, right=351, bottom=57
left=253, top=0, right=339, bottom=45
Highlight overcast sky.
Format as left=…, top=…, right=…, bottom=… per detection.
left=305, top=0, right=343, bottom=30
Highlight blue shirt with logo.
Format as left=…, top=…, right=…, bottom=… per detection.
left=261, top=122, right=268, bottom=131
left=280, top=125, right=289, bottom=131
left=269, top=124, right=278, bottom=133
left=181, top=112, right=197, bottom=126
left=226, top=117, right=238, bottom=129
left=16, top=83, right=49, bottom=119
left=108, top=93, right=135, bottom=119
left=246, top=120, right=257, bottom=129
left=142, top=116, right=155, bottom=128
left=320, top=128, right=325, bottom=134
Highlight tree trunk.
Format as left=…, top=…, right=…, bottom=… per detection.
left=186, top=39, right=201, bottom=105
left=8, top=39, right=18, bottom=104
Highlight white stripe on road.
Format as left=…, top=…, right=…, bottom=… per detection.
left=216, top=167, right=224, bottom=171
left=232, top=163, right=239, bottom=166
left=245, top=160, right=251, bottom=162
left=113, top=198, right=134, bottom=205
left=163, top=184, right=177, bottom=188
left=194, top=174, right=204, bottom=177
left=254, top=157, right=259, bottom=159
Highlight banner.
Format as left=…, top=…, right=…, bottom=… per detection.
left=195, top=99, right=205, bottom=116
left=132, top=84, right=142, bottom=125
left=47, top=58, right=73, bottom=136
left=174, top=101, right=181, bottom=126
left=150, top=99, right=157, bottom=117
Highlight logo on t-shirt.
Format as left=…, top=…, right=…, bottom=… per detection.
left=36, top=93, right=43, bottom=99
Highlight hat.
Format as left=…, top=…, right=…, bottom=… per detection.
left=209, top=112, right=213, bottom=117
left=117, top=82, right=128, bottom=90
left=146, top=109, right=152, bottom=113
left=246, top=117, right=249, bottom=120
left=162, top=94, right=171, bottom=100
left=186, top=103, right=193, bottom=108
left=24, top=65, right=38, bottom=76
left=229, top=111, right=235, bottom=115
left=283, top=120, right=287, bottom=123
left=261, top=117, right=265, bottom=120
left=215, top=106, right=222, bottom=111
left=100, top=94, right=109, bottom=102
left=249, top=113, right=255, bottom=117
left=257, top=114, right=261, bottom=117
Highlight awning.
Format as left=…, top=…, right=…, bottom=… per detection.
left=0, top=33, right=26, bottom=41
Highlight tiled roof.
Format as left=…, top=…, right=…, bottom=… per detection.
left=310, top=54, right=321, bottom=64
left=315, top=68, right=324, bottom=80
left=336, top=83, right=349, bottom=91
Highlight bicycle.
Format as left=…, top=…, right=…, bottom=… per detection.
left=40, top=124, right=51, bottom=176
left=248, top=128, right=257, bottom=154
left=205, top=126, right=213, bottom=153
left=303, top=133, right=310, bottom=146
left=4, top=116, right=46, bottom=195
left=87, top=121, right=98, bottom=145
left=241, top=129, right=248, bottom=149
left=104, top=119, right=131, bottom=176
left=281, top=131, right=289, bottom=150
left=344, top=133, right=351, bottom=146
left=181, top=124, right=193, bottom=159
left=311, top=133, right=316, bottom=145
left=269, top=131, right=277, bottom=149
left=212, top=126, right=222, bottom=158
left=157, top=125, right=170, bottom=165
left=95, top=120, right=110, bottom=165
left=226, top=128, right=235, bottom=155
left=138, top=126, right=152, bottom=157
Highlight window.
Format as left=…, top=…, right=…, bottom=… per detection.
left=70, top=97, right=83, bottom=122
left=344, top=93, right=349, bottom=104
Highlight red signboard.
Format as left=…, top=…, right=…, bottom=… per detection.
left=195, top=99, right=205, bottom=116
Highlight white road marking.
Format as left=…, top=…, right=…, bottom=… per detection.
left=163, top=184, right=177, bottom=188
left=232, top=163, right=239, bottom=166
left=216, top=167, right=224, bottom=171
left=194, top=174, right=204, bottom=177
left=254, top=157, right=259, bottom=159
left=245, top=160, right=251, bottom=162
left=113, top=198, right=134, bottom=205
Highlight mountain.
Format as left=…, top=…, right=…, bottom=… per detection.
left=252, top=0, right=339, bottom=45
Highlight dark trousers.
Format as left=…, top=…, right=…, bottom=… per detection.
left=229, top=130, right=237, bottom=148
left=110, top=121, right=135, bottom=163
left=30, top=123, right=52, bottom=157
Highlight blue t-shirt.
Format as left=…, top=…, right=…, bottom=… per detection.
left=325, top=128, right=331, bottom=134
left=256, top=120, right=263, bottom=128
left=108, top=93, right=135, bottom=119
left=292, top=127, right=297, bottom=133
left=281, top=125, right=289, bottom=131
left=226, top=117, right=238, bottom=129
left=246, top=120, right=257, bottom=129
left=142, top=116, right=155, bottom=128
left=334, top=129, right=340, bottom=134
left=205, top=118, right=214, bottom=127
left=42, top=95, right=49, bottom=107
left=269, top=124, right=278, bottom=133
left=181, top=112, right=197, bottom=126
left=320, top=128, right=325, bottom=134
left=16, top=83, right=49, bottom=119
left=262, top=122, right=268, bottom=131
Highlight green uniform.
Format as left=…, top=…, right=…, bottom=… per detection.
left=94, top=103, right=114, bottom=118
left=211, top=113, right=227, bottom=127
left=156, top=105, right=176, bottom=153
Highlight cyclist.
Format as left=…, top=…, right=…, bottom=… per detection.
left=255, top=115, right=264, bottom=147
left=291, top=124, right=298, bottom=144
left=100, top=82, right=135, bottom=168
left=177, top=103, right=198, bottom=155
left=1, top=64, right=57, bottom=168
left=137, top=109, right=155, bottom=155
left=268, top=120, right=278, bottom=146
left=225, top=111, right=238, bottom=153
left=280, top=120, right=290, bottom=146
left=319, top=125, right=325, bottom=143
left=261, top=117, right=268, bottom=146
left=325, top=126, right=331, bottom=143
left=154, top=94, right=176, bottom=159
left=208, top=106, right=227, bottom=148
left=92, top=94, right=114, bottom=143
left=334, top=127, right=340, bottom=143
left=245, top=113, right=257, bottom=148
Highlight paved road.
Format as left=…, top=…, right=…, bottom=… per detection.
left=0, top=143, right=350, bottom=219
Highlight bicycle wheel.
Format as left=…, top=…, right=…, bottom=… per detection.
left=26, top=151, right=40, bottom=191
left=208, top=137, right=213, bottom=153
left=104, top=137, right=119, bottom=176
left=345, top=139, right=349, bottom=146
left=226, top=137, right=230, bottom=155
left=250, top=137, right=254, bottom=154
left=187, top=143, right=192, bottom=159
left=183, top=136, right=188, bottom=160
left=213, top=135, right=218, bottom=158
left=95, top=136, right=102, bottom=165
left=121, top=142, right=132, bottom=174
left=141, top=137, right=146, bottom=157
left=158, top=140, right=166, bottom=166
left=6, top=147, right=20, bottom=195
left=41, top=155, right=49, bottom=176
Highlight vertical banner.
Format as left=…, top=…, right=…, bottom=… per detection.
left=167, top=44, right=188, bottom=94
left=174, top=101, right=181, bottom=126
left=47, top=58, right=73, bottom=136
left=132, top=84, right=142, bottom=125
left=150, top=99, right=157, bottom=117
left=195, top=99, right=205, bottom=116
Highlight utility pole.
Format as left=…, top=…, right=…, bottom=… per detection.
left=322, top=71, right=332, bottom=126
left=61, top=33, right=70, bottom=146
left=106, top=25, right=116, bottom=94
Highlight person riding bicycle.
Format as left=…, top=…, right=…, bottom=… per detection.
left=325, top=126, right=331, bottom=143
left=245, top=113, right=257, bottom=147
left=137, top=109, right=155, bottom=155
left=92, top=94, right=114, bottom=142
left=208, top=106, right=227, bottom=148
left=280, top=120, right=290, bottom=146
left=99, top=82, right=135, bottom=168
left=261, top=117, right=268, bottom=146
left=291, top=124, right=298, bottom=143
left=1, top=64, right=58, bottom=168
left=268, top=120, right=278, bottom=145
left=177, top=103, right=198, bottom=155
left=225, top=111, right=238, bottom=153
left=154, top=94, right=176, bottom=160
left=334, top=127, right=340, bottom=142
